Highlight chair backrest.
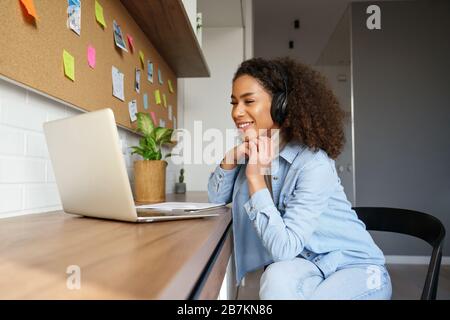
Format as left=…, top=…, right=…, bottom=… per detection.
left=353, top=207, right=445, bottom=248
left=352, top=207, right=446, bottom=300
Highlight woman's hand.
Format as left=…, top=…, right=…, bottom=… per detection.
left=246, top=136, right=274, bottom=195
left=220, top=141, right=249, bottom=170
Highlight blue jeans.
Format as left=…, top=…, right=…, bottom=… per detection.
left=259, top=258, right=392, bottom=300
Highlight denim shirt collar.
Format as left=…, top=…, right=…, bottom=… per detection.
left=278, top=140, right=305, bottom=164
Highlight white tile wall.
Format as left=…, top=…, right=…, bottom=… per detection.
left=0, top=78, right=181, bottom=218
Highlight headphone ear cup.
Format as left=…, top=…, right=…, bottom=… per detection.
left=270, top=93, right=281, bottom=124
left=278, top=93, right=287, bottom=124
left=271, top=93, right=287, bottom=124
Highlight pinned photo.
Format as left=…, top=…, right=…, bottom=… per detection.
left=135, top=68, right=141, bottom=93
left=67, top=0, right=81, bottom=36
left=113, top=20, right=128, bottom=52
left=147, top=60, right=153, bottom=83
left=128, top=100, right=138, bottom=122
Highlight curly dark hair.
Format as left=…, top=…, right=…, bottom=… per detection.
left=233, top=57, right=345, bottom=159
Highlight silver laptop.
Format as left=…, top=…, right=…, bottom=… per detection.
left=43, top=108, right=222, bottom=222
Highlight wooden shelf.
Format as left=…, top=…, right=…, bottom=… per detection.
left=121, top=0, right=210, bottom=78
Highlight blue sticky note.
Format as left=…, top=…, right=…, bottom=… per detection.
left=143, top=93, right=148, bottom=110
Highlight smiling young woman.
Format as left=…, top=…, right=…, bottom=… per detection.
left=207, top=57, right=391, bottom=300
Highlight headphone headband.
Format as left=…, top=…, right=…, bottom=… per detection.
left=271, top=61, right=289, bottom=125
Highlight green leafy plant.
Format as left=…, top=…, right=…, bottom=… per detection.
left=178, top=168, right=185, bottom=183
left=131, top=112, right=174, bottom=160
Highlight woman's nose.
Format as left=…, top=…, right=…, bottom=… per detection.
left=232, top=102, right=246, bottom=118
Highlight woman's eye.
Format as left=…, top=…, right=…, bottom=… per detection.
left=245, top=100, right=254, bottom=105
left=230, top=101, right=237, bottom=106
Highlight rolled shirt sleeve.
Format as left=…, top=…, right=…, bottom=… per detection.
left=207, top=165, right=240, bottom=204
left=243, top=160, right=336, bottom=262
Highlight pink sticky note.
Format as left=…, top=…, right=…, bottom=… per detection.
left=127, top=35, right=134, bottom=52
left=87, top=45, right=96, bottom=68
left=150, top=111, right=157, bottom=125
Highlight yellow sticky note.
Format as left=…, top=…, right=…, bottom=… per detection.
left=162, top=93, right=167, bottom=108
left=139, top=51, right=145, bottom=67
left=63, top=50, right=75, bottom=81
left=20, top=0, right=38, bottom=19
left=154, top=90, right=161, bottom=105
left=168, top=80, right=174, bottom=93
left=95, top=0, right=106, bottom=28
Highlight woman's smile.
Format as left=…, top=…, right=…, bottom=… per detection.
left=236, top=120, right=255, bottom=132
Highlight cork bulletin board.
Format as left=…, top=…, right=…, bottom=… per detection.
left=0, top=0, right=177, bottom=131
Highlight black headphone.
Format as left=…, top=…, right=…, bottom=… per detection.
left=270, top=62, right=289, bottom=125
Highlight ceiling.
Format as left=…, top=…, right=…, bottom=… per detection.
left=254, top=0, right=396, bottom=65
left=198, top=0, right=243, bottom=28
left=197, top=0, right=397, bottom=65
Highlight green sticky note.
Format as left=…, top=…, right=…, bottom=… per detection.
left=95, top=0, right=106, bottom=28
left=139, top=51, right=145, bottom=67
left=154, top=89, right=161, bottom=105
left=63, top=50, right=75, bottom=81
left=168, top=79, right=174, bottom=93
left=162, top=93, right=167, bottom=108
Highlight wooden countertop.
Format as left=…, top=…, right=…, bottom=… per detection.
left=0, top=192, right=231, bottom=299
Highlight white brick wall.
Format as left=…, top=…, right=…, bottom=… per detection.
left=0, top=78, right=181, bottom=218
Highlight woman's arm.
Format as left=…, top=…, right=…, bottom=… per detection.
left=207, top=164, right=239, bottom=204
left=207, top=142, right=249, bottom=204
left=244, top=158, right=336, bottom=262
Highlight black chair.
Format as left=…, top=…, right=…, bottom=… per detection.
left=353, top=207, right=446, bottom=300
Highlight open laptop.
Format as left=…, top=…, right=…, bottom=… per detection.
left=43, top=108, right=224, bottom=222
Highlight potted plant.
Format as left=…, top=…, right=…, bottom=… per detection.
left=175, top=168, right=186, bottom=194
left=131, top=112, right=174, bottom=203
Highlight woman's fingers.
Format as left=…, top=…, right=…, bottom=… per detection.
left=259, top=136, right=266, bottom=160
left=248, top=139, right=258, bottom=164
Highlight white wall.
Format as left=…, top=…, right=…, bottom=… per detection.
left=0, top=77, right=180, bottom=218
left=183, top=27, right=244, bottom=191
left=181, top=0, right=198, bottom=35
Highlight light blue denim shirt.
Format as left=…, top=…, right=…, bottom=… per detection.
left=208, top=141, right=385, bottom=285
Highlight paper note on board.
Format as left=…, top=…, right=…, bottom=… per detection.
left=68, top=0, right=81, bottom=35
left=173, top=116, right=177, bottom=129
left=168, top=105, right=172, bottom=120
left=159, top=118, right=166, bottom=128
left=112, top=66, right=125, bottom=101
left=95, top=0, right=106, bottom=28
left=168, top=80, right=174, bottom=93
left=158, top=68, right=163, bottom=84
left=154, top=90, right=161, bottom=105
left=113, top=20, right=128, bottom=52
left=95, top=1, right=106, bottom=28
left=150, top=111, right=157, bottom=125
left=139, top=51, right=145, bottom=67
left=20, top=0, right=38, bottom=19
left=147, top=60, right=153, bottom=83
left=162, top=93, right=167, bottom=108
left=87, top=45, right=96, bottom=68
left=135, top=68, right=141, bottom=93
left=128, top=100, right=138, bottom=122
left=143, top=93, right=148, bottom=110
left=127, top=34, right=134, bottom=52
left=63, top=50, right=75, bottom=81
